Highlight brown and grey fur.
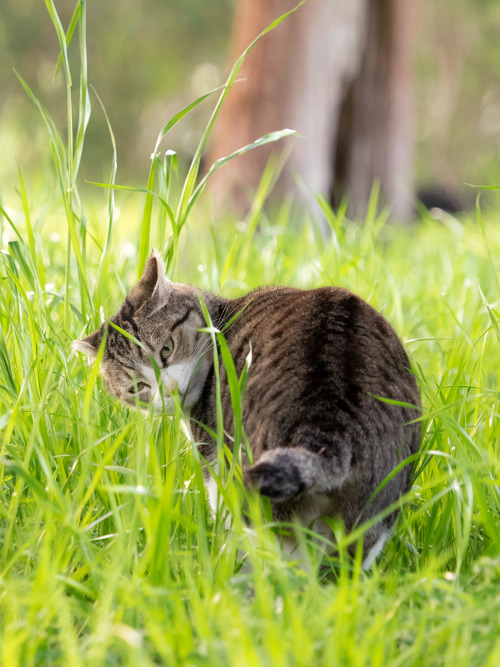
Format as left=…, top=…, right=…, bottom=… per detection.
left=73, top=251, right=421, bottom=560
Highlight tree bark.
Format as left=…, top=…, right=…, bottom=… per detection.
left=208, top=0, right=416, bottom=222
left=335, top=0, right=416, bottom=220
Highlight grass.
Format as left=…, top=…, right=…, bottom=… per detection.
left=1, top=1, right=500, bottom=665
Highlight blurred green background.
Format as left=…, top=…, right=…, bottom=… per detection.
left=415, top=0, right=500, bottom=200
left=0, top=0, right=233, bottom=192
left=1, top=0, right=500, bottom=206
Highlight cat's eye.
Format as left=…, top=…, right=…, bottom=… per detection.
left=128, top=381, right=147, bottom=394
left=160, top=337, right=174, bottom=362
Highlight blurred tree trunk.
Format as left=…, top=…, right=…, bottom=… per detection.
left=208, top=0, right=417, bottom=223
left=334, top=0, right=417, bottom=220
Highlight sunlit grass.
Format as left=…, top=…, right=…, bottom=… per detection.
left=1, top=1, right=500, bottom=665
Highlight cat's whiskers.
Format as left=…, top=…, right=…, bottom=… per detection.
left=191, top=336, right=212, bottom=361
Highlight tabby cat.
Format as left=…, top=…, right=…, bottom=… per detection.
left=73, top=251, right=421, bottom=561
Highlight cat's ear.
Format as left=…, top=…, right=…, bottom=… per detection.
left=72, top=328, right=102, bottom=361
left=127, top=249, right=171, bottom=311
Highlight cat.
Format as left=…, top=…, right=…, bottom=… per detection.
left=73, top=250, right=421, bottom=563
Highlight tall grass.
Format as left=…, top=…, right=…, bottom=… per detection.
left=1, top=1, right=500, bottom=665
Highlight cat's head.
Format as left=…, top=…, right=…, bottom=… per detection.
left=72, top=250, right=211, bottom=412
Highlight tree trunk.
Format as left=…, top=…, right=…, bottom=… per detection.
left=335, top=0, right=417, bottom=220
left=208, top=0, right=416, bottom=223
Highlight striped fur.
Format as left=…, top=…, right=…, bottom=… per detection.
left=73, top=251, right=421, bottom=558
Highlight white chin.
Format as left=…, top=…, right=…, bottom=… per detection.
left=151, top=395, right=174, bottom=414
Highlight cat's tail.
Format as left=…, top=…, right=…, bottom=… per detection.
left=244, top=446, right=350, bottom=502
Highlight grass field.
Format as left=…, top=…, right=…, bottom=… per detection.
left=1, top=2, right=500, bottom=665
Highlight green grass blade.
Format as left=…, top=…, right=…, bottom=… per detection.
left=73, top=1, right=91, bottom=184
left=138, top=157, right=157, bottom=278
left=54, top=1, right=81, bottom=76
left=181, top=128, right=296, bottom=227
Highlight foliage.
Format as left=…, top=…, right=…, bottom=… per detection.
left=2, top=0, right=500, bottom=196
left=415, top=0, right=500, bottom=193
left=0, top=0, right=234, bottom=186
left=1, top=2, right=500, bottom=665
